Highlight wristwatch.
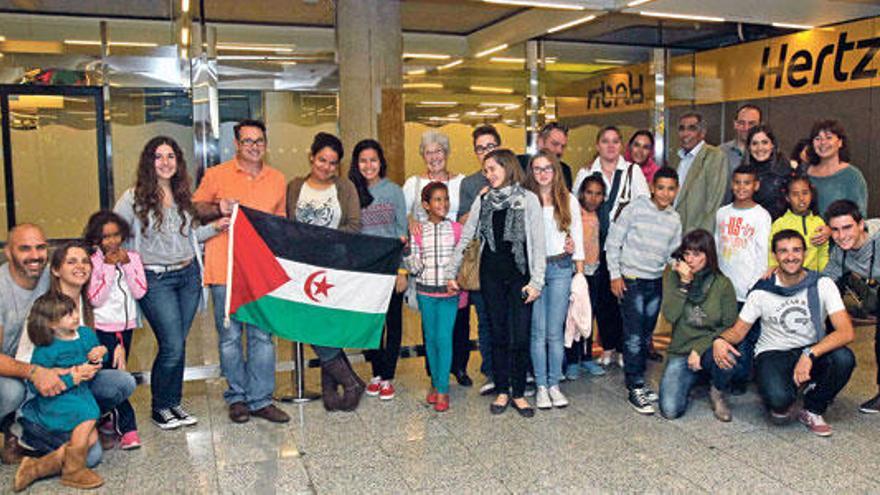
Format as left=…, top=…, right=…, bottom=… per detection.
left=802, top=347, right=816, bottom=361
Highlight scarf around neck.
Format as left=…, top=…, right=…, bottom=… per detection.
left=751, top=270, right=824, bottom=341
left=479, top=184, right=528, bottom=274
left=686, top=269, right=716, bottom=305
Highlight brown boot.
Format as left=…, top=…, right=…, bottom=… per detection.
left=2, top=431, right=24, bottom=465
left=60, top=444, right=103, bottom=489
left=13, top=446, right=64, bottom=492
left=324, top=356, right=364, bottom=412
left=321, top=363, right=342, bottom=412
left=709, top=386, right=732, bottom=422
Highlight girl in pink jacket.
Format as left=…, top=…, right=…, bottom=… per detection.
left=84, top=211, right=147, bottom=450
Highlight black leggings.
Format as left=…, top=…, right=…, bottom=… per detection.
left=95, top=330, right=137, bottom=434
left=365, top=291, right=403, bottom=380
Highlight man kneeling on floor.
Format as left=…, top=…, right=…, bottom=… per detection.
left=713, top=229, right=855, bottom=436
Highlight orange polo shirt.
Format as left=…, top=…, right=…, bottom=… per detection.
left=192, top=158, right=287, bottom=285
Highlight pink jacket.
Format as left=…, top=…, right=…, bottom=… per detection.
left=565, top=274, right=592, bottom=347
left=88, top=250, right=147, bottom=332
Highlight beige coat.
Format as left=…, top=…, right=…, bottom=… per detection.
left=671, top=143, right=729, bottom=234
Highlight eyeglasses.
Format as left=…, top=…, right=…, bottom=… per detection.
left=678, top=124, right=700, bottom=132
left=239, top=138, right=266, bottom=147
left=474, top=143, right=498, bottom=154
left=532, top=165, right=554, bottom=175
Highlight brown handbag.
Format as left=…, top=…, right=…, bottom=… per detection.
left=456, top=238, right=481, bottom=291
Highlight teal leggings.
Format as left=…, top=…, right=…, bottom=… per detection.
left=417, top=294, right=459, bottom=394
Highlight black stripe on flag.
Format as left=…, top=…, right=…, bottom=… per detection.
left=240, top=206, right=404, bottom=276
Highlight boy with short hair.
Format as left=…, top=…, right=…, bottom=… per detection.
left=607, top=167, right=682, bottom=414
left=714, top=164, right=772, bottom=391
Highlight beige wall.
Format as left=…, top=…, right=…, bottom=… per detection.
left=112, top=121, right=196, bottom=200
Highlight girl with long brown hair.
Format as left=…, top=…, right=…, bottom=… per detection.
left=114, top=136, right=225, bottom=430
left=524, top=151, right=584, bottom=409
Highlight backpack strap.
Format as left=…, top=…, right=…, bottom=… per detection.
left=451, top=221, right=463, bottom=243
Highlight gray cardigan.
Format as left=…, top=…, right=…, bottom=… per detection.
left=444, top=188, right=546, bottom=291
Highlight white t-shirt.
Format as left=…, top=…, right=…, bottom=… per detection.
left=740, top=277, right=845, bottom=356
left=542, top=193, right=585, bottom=260
left=403, top=174, right=464, bottom=222
left=295, top=183, right=341, bottom=229
left=715, top=204, right=771, bottom=301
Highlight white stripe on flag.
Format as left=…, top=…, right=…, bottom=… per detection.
left=268, top=258, right=395, bottom=314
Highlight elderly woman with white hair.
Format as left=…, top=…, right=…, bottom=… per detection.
left=403, top=131, right=465, bottom=223
left=403, top=130, right=474, bottom=387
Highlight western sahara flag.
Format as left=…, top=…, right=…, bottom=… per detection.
left=225, top=205, right=404, bottom=348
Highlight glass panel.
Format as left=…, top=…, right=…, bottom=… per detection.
left=9, top=93, right=100, bottom=238
left=403, top=42, right=528, bottom=180
left=544, top=42, right=654, bottom=168
left=110, top=88, right=195, bottom=196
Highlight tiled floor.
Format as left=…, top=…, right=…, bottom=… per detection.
left=3, top=324, right=880, bottom=494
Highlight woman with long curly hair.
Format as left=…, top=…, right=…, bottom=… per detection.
left=113, top=136, right=225, bottom=430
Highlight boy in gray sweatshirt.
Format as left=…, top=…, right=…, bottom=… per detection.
left=606, top=166, right=682, bottom=415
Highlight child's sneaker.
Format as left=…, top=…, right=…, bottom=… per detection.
left=366, top=377, right=382, bottom=397
left=119, top=431, right=142, bottom=450
left=97, top=412, right=117, bottom=450
left=564, top=364, right=581, bottom=381
left=378, top=381, right=395, bottom=400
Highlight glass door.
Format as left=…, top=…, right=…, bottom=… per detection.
left=0, top=86, right=109, bottom=241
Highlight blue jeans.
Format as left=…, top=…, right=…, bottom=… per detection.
left=659, top=349, right=742, bottom=419
left=210, top=285, right=276, bottom=411
left=620, top=277, right=663, bottom=390
left=139, top=262, right=202, bottom=411
left=21, top=418, right=102, bottom=468
left=0, top=376, right=25, bottom=422
left=531, top=257, right=571, bottom=387
left=418, top=294, right=458, bottom=394
left=471, top=292, right=493, bottom=379
left=755, top=347, right=856, bottom=415
left=731, top=301, right=760, bottom=385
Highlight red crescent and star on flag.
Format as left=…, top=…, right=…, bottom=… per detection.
left=303, top=270, right=334, bottom=302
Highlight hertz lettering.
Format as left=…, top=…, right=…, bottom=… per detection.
left=758, top=32, right=880, bottom=90
left=587, top=72, right=644, bottom=110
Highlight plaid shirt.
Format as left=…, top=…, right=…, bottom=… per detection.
left=406, top=220, right=459, bottom=294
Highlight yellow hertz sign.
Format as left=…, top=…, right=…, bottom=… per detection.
left=689, top=17, right=880, bottom=102
left=559, top=17, right=880, bottom=116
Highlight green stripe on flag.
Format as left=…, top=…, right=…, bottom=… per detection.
left=233, top=295, right=384, bottom=349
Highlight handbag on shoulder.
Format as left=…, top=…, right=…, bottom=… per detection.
left=456, top=239, right=481, bottom=291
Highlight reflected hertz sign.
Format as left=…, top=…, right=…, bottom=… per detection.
left=587, top=71, right=646, bottom=110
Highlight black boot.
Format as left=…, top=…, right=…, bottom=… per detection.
left=324, top=356, right=364, bottom=412
left=321, top=363, right=342, bottom=412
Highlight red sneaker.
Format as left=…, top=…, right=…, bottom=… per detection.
left=365, top=377, right=382, bottom=397
left=798, top=410, right=832, bottom=437
left=434, top=394, right=449, bottom=412
left=379, top=381, right=395, bottom=401
left=426, top=390, right=438, bottom=404
left=120, top=431, right=142, bottom=450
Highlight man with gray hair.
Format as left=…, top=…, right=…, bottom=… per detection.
left=671, top=111, right=729, bottom=233
left=517, top=122, right=573, bottom=190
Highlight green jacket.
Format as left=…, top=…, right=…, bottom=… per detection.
left=672, top=143, right=729, bottom=234
left=662, top=268, right=738, bottom=357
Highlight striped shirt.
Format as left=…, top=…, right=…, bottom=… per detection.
left=406, top=220, right=460, bottom=294
left=606, top=196, right=682, bottom=280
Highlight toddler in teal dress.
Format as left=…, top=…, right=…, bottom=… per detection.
left=14, top=293, right=106, bottom=491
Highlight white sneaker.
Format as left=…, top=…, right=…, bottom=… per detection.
left=598, top=351, right=612, bottom=366
left=535, top=386, right=552, bottom=409
left=479, top=381, right=496, bottom=396
left=548, top=385, right=569, bottom=408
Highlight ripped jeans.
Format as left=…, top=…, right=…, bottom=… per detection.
left=620, top=277, right=663, bottom=390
